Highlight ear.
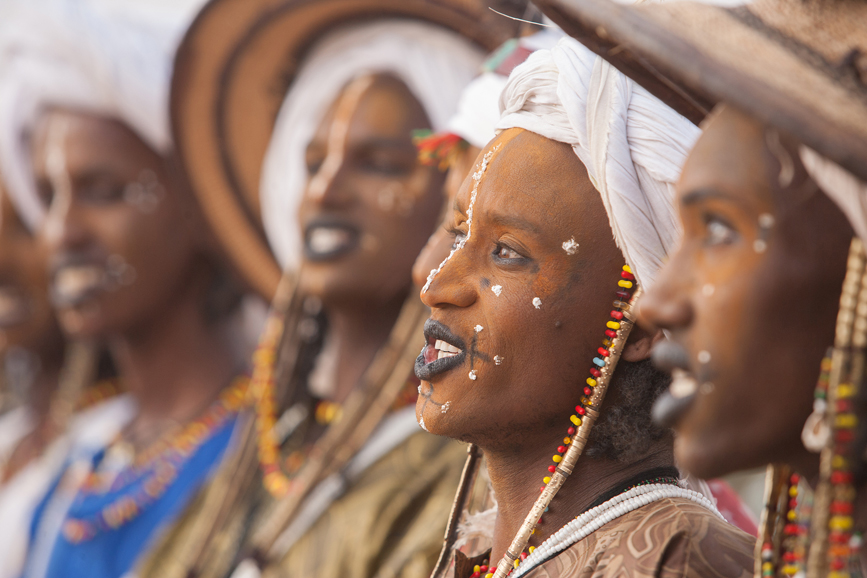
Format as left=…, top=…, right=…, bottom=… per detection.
left=621, top=324, right=664, bottom=362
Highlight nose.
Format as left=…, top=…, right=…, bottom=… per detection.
left=419, top=245, right=476, bottom=310
left=304, top=151, right=352, bottom=209
left=42, top=191, right=87, bottom=252
left=638, top=256, right=695, bottom=333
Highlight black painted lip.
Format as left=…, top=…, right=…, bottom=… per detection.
left=650, top=340, right=698, bottom=428
left=414, top=318, right=467, bottom=381
left=303, top=218, right=360, bottom=262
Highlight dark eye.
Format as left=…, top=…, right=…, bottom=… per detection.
left=705, top=216, right=737, bottom=246
left=79, top=181, right=124, bottom=205
left=494, top=244, right=523, bottom=260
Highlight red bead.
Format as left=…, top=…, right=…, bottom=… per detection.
left=784, top=524, right=800, bottom=535
left=831, top=501, right=854, bottom=514
left=584, top=387, right=592, bottom=396
left=604, top=329, right=617, bottom=338
left=575, top=406, right=585, bottom=415
left=548, top=465, right=556, bottom=473
left=616, top=290, right=630, bottom=300
left=590, top=368, right=601, bottom=377
left=789, top=499, right=798, bottom=509
left=621, top=271, right=635, bottom=280
left=836, top=429, right=855, bottom=443
left=610, top=310, right=624, bottom=320
left=557, top=446, right=567, bottom=453
left=783, top=552, right=797, bottom=563
left=831, top=471, right=854, bottom=484
left=837, top=400, right=853, bottom=412
left=597, top=347, right=610, bottom=357
left=540, top=487, right=545, bottom=492
left=831, top=531, right=850, bottom=544
left=480, top=566, right=488, bottom=573
left=790, top=473, right=800, bottom=484
left=520, top=552, right=528, bottom=560
left=567, top=427, right=576, bottom=435
left=831, top=559, right=846, bottom=571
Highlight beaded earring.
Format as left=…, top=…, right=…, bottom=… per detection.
left=488, top=265, right=640, bottom=578
left=807, top=237, right=867, bottom=578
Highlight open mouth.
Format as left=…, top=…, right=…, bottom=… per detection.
left=650, top=340, right=699, bottom=428
left=0, top=286, right=30, bottom=328
left=303, top=220, right=360, bottom=262
left=51, top=263, right=107, bottom=308
left=414, top=318, right=467, bottom=381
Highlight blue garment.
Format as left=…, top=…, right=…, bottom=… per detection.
left=25, top=416, right=237, bottom=578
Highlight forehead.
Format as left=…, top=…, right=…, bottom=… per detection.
left=32, top=109, right=157, bottom=175
left=679, top=106, right=774, bottom=208
left=313, top=74, right=429, bottom=145
left=458, top=128, right=605, bottom=231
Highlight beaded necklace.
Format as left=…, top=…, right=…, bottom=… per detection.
left=61, top=376, right=249, bottom=543
left=488, top=265, right=640, bottom=578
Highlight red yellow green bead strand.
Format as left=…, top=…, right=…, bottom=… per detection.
left=492, top=266, right=640, bottom=578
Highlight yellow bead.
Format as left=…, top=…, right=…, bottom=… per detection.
left=832, top=455, right=848, bottom=470
left=838, top=384, right=856, bottom=398
left=762, top=562, right=773, bottom=572
left=586, top=378, right=597, bottom=387
left=782, top=565, right=798, bottom=576
left=836, top=414, right=858, bottom=428
left=514, top=560, right=520, bottom=569
left=570, top=415, right=582, bottom=426
left=485, top=574, right=494, bottom=578
left=564, top=437, right=571, bottom=444
left=607, top=321, right=620, bottom=330
left=829, top=572, right=849, bottom=578
left=787, top=510, right=797, bottom=521
left=529, top=547, right=535, bottom=553
left=830, top=515, right=854, bottom=530
left=789, top=486, right=798, bottom=497
left=618, top=280, right=633, bottom=288
left=623, top=265, right=632, bottom=273
left=474, top=566, right=480, bottom=574
left=552, top=455, right=562, bottom=463
left=543, top=476, right=551, bottom=484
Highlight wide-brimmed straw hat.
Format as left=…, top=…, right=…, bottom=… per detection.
left=533, top=0, right=867, bottom=183
left=171, top=0, right=525, bottom=300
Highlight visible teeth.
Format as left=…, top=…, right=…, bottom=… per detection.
left=308, top=227, right=351, bottom=254
left=433, top=339, right=461, bottom=355
left=670, top=369, right=698, bottom=399
left=54, top=266, right=105, bottom=299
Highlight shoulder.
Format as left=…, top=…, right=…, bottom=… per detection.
left=533, top=497, right=755, bottom=578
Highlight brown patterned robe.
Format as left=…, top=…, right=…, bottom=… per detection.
left=453, top=497, right=755, bottom=578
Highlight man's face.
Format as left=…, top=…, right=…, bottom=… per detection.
left=297, top=74, right=444, bottom=307
left=33, top=109, right=204, bottom=339
left=414, top=128, right=626, bottom=451
left=640, top=105, right=854, bottom=479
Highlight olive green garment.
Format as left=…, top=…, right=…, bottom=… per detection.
left=138, top=430, right=469, bottom=578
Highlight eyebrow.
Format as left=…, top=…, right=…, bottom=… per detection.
left=680, top=187, right=745, bottom=206
left=488, top=211, right=543, bottom=234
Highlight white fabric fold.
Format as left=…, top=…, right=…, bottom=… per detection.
left=497, top=37, right=700, bottom=287
left=0, top=0, right=188, bottom=231
left=800, top=147, right=867, bottom=243
left=260, top=20, right=485, bottom=270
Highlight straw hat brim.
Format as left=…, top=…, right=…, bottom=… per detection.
left=535, top=0, right=867, bottom=183
left=171, top=0, right=523, bottom=300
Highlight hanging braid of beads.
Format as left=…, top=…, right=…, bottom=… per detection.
left=805, top=237, right=867, bottom=578
left=489, top=265, right=640, bottom=578
left=413, top=129, right=469, bottom=171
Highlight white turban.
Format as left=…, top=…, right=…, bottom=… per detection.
left=800, top=148, right=867, bottom=243
left=260, top=20, right=485, bottom=270
left=497, top=36, right=701, bottom=287
left=445, top=27, right=565, bottom=149
left=0, top=0, right=188, bottom=231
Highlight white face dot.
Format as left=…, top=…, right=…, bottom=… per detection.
left=753, top=239, right=767, bottom=253
left=494, top=355, right=503, bottom=366
left=532, top=297, right=542, bottom=309
left=441, top=401, right=451, bottom=414
left=702, top=284, right=715, bottom=297
left=697, top=350, right=711, bottom=364
left=491, top=285, right=503, bottom=296
left=758, top=213, right=775, bottom=229
left=469, top=370, right=478, bottom=380
left=474, top=325, right=484, bottom=333
left=562, top=237, right=579, bottom=255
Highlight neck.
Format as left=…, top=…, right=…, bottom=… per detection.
left=323, top=291, right=407, bottom=403
left=485, top=434, right=674, bottom=561
left=109, top=282, right=237, bottom=435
